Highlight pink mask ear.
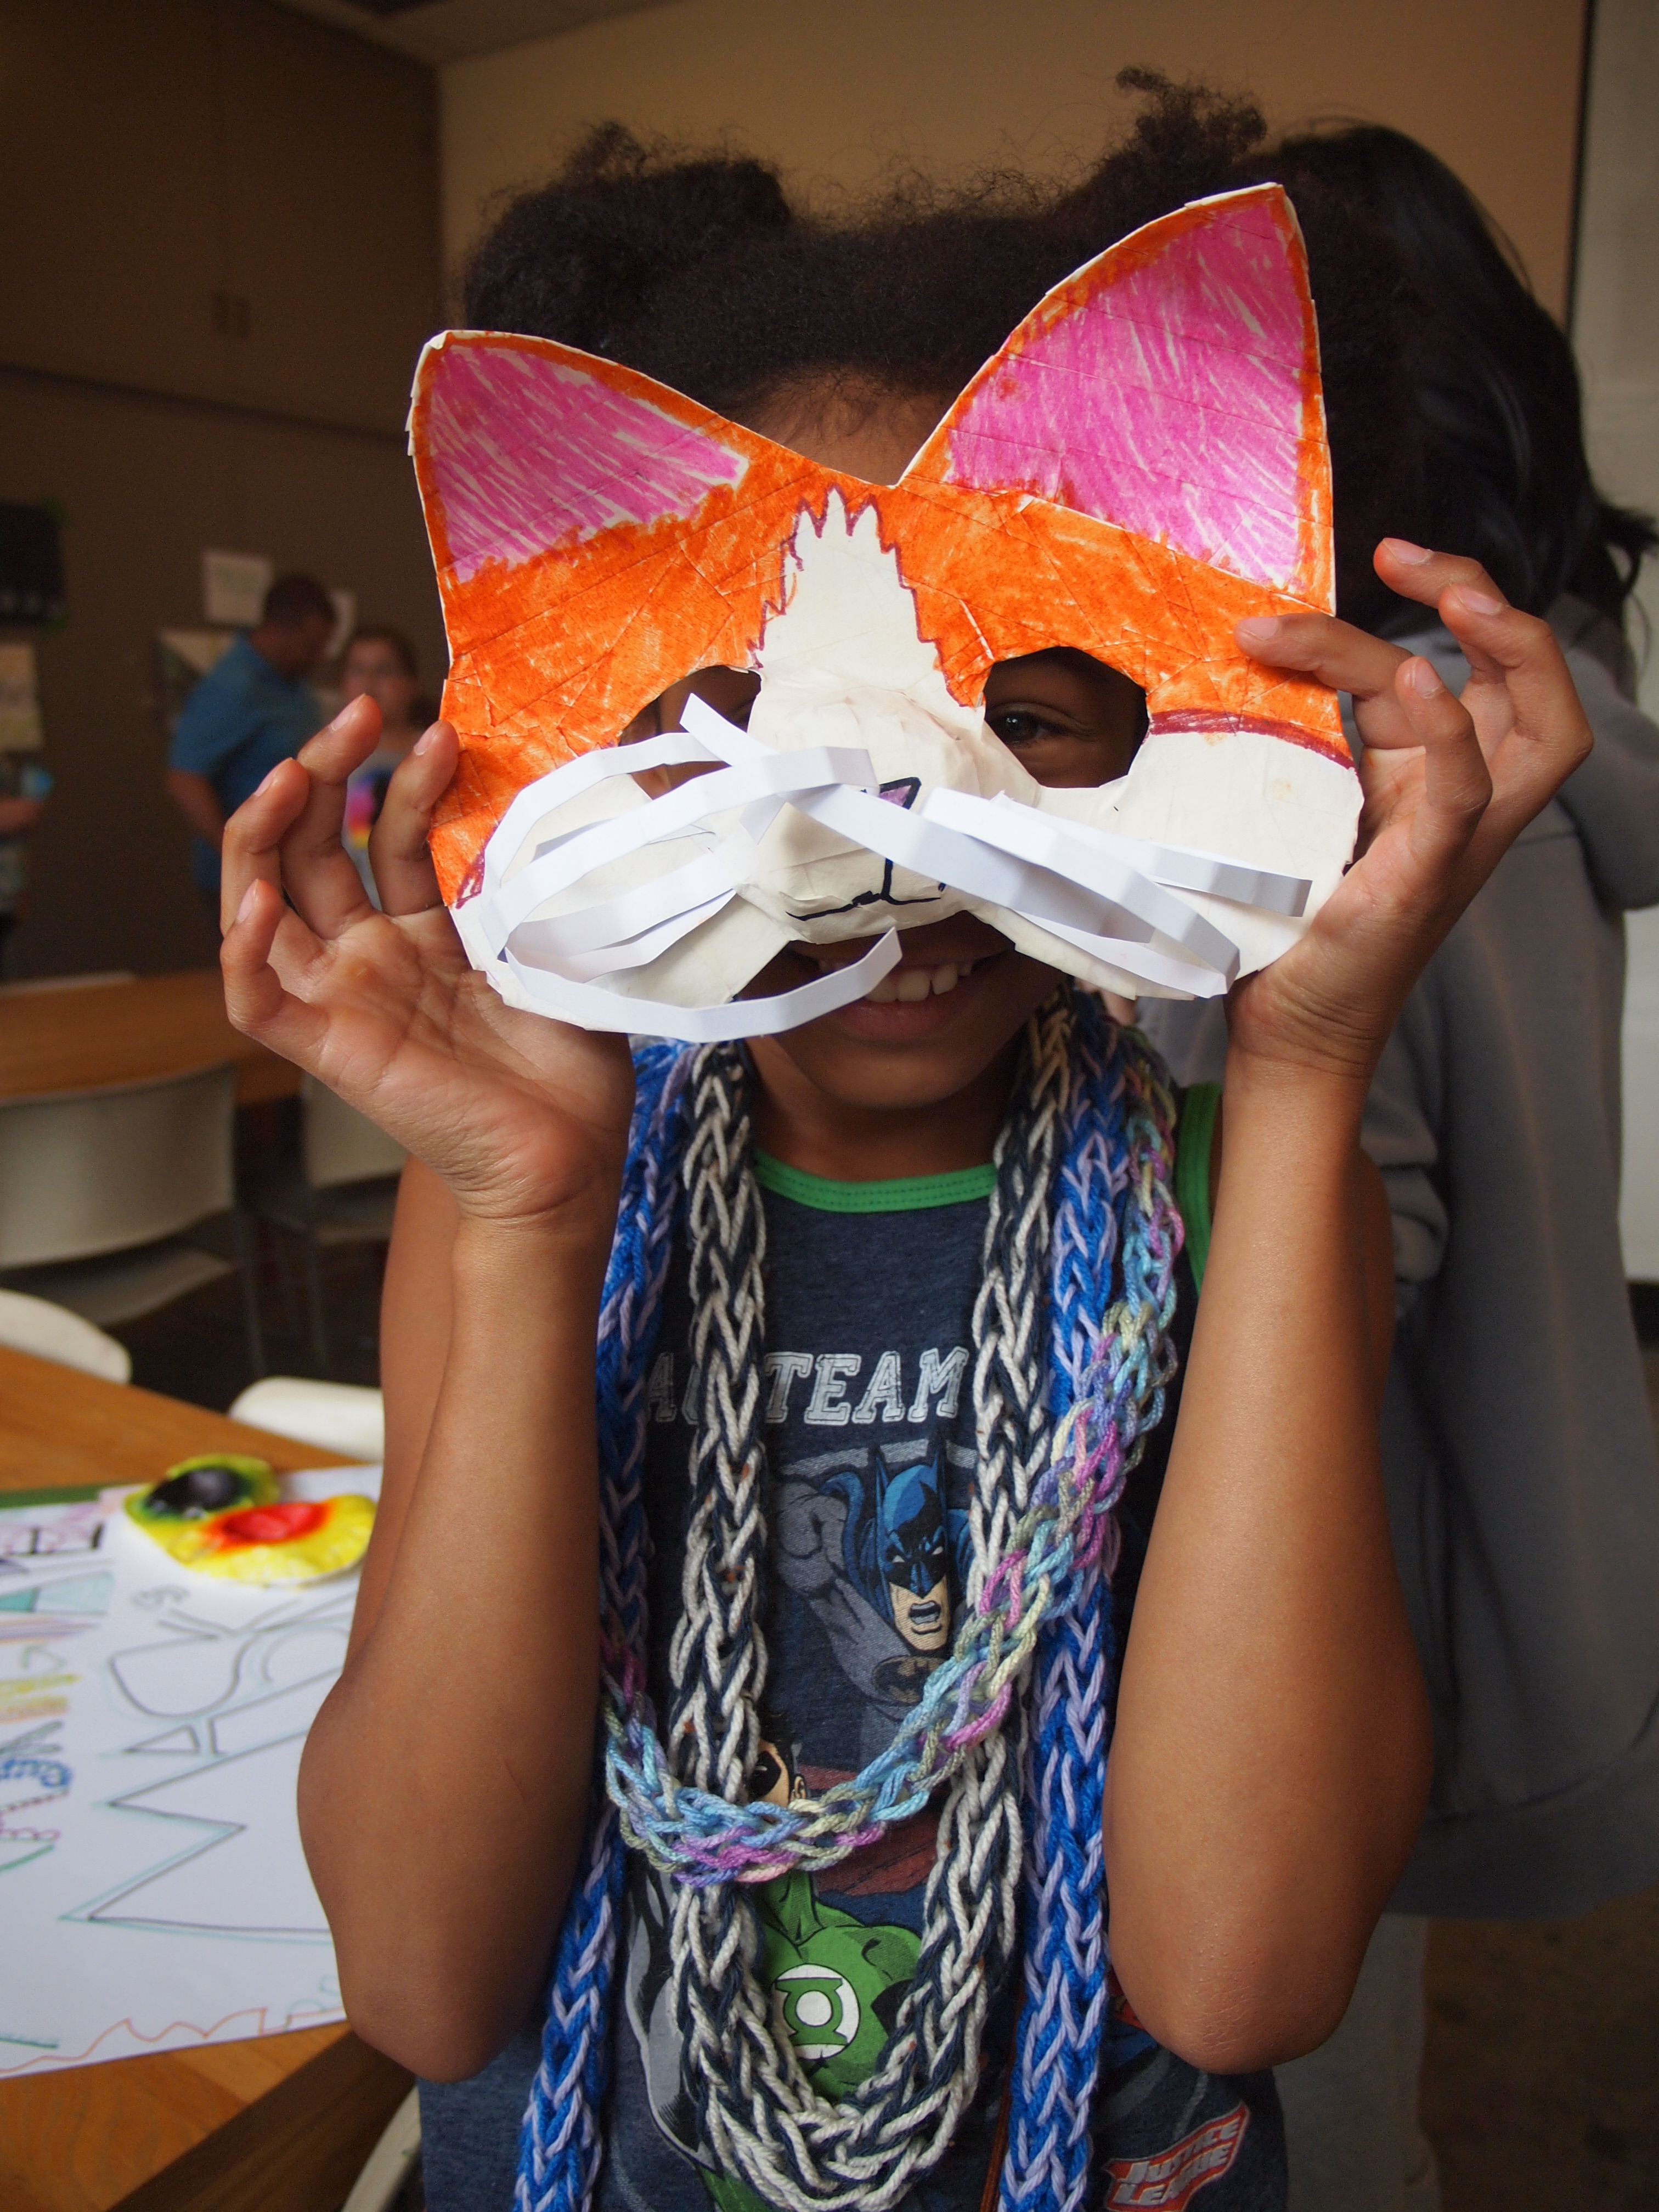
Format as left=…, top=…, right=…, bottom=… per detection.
left=415, top=331, right=751, bottom=584
left=905, top=185, right=1332, bottom=610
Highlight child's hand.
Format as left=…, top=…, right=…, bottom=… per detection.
left=1224, top=540, right=1592, bottom=1087
left=220, top=698, right=635, bottom=1240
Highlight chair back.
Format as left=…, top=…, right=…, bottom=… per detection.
left=0, top=1289, right=131, bottom=1381
left=302, top=1077, right=406, bottom=1192
left=0, top=1063, right=237, bottom=1268
left=230, top=1375, right=385, bottom=1462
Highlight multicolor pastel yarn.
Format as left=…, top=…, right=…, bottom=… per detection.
left=517, top=985, right=1182, bottom=2212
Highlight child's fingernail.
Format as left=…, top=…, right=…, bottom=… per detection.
left=1452, top=586, right=1505, bottom=616
left=413, top=721, right=442, bottom=756
left=1382, top=537, right=1434, bottom=564
left=1236, top=616, right=1280, bottom=646
left=1405, top=657, right=1446, bottom=697
left=254, top=765, right=280, bottom=797
left=236, top=881, right=259, bottom=924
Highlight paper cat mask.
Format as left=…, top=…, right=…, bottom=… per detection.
left=410, top=184, right=1361, bottom=1040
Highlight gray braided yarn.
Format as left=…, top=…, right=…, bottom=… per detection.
left=663, top=1002, right=1074, bottom=2212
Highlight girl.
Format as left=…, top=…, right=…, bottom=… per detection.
left=338, top=624, right=435, bottom=902
left=220, top=92, right=1591, bottom=2212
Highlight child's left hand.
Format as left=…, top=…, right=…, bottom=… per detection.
left=1224, top=538, right=1592, bottom=1085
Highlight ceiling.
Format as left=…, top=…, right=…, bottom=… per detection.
left=275, top=0, right=672, bottom=66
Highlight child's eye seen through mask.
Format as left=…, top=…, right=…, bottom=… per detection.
left=627, top=648, right=1147, bottom=800
left=983, top=648, right=1149, bottom=790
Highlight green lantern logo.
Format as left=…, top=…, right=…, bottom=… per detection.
left=773, top=1961, right=861, bottom=2061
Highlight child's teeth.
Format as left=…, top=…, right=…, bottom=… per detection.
left=860, top=960, right=971, bottom=1005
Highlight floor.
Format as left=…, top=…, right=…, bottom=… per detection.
left=110, top=1256, right=1659, bottom=2211
left=1421, top=1339, right=1659, bottom=2210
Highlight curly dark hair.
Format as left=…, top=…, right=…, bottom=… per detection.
left=461, top=75, right=1412, bottom=621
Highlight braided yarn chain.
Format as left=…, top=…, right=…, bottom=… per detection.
left=1000, top=1006, right=1183, bottom=2212
left=602, top=1001, right=1141, bottom=1888
left=656, top=1016, right=1066, bottom=2212
left=518, top=1044, right=694, bottom=2212
left=520, top=996, right=1183, bottom=2212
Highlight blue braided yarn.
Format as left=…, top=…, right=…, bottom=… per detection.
left=517, top=1042, right=695, bottom=2212
left=1000, top=1005, right=1183, bottom=2212
left=517, top=1002, right=1183, bottom=2212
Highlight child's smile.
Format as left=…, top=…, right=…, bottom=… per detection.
left=760, top=915, right=1039, bottom=1048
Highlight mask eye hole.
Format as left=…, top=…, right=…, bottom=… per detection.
left=983, top=648, right=1147, bottom=790
left=623, top=667, right=761, bottom=794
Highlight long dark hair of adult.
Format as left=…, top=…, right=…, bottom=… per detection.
left=1265, top=123, right=1656, bottom=633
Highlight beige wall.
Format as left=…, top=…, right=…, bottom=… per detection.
left=442, top=0, right=1587, bottom=316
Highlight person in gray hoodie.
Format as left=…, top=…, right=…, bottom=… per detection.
left=1142, top=127, right=1659, bottom=2212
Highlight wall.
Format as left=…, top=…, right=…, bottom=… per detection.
left=0, top=376, right=445, bottom=979
left=441, top=0, right=1588, bottom=313
left=0, top=0, right=445, bottom=980
left=1573, top=0, right=1659, bottom=1279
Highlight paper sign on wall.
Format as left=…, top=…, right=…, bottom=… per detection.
left=202, top=549, right=273, bottom=628
left=0, top=645, right=44, bottom=753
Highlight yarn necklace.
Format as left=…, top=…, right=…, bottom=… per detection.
left=517, top=985, right=1182, bottom=2212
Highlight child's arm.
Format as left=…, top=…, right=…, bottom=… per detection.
left=220, top=698, right=635, bottom=2079
left=1104, top=544, right=1592, bottom=2074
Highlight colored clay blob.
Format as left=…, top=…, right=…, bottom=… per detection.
left=126, top=1455, right=374, bottom=1584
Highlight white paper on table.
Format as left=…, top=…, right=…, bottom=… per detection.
left=0, top=1467, right=378, bottom=2076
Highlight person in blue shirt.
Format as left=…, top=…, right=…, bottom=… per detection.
left=166, top=572, right=335, bottom=906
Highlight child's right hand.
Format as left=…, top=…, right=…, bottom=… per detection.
left=219, top=698, right=635, bottom=1243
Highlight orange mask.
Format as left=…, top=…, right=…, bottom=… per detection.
left=410, top=185, right=1359, bottom=1039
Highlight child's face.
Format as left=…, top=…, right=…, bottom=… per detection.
left=342, top=639, right=420, bottom=733
left=721, top=386, right=1148, bottom=1120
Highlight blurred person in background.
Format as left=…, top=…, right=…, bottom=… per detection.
left=0, top=750, right=51, bottom=972
left=165, top=571, right=334, bottom=913
left=337, top=624, right=433, bottom=902
left=1141, top=123, right=1659, bottom=2212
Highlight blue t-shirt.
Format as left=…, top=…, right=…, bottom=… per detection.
left=168, top=634, right=323, bottom=888
left=420, top=1092, right=1283, bottom=2212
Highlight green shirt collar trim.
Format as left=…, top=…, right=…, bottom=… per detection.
left=753, top=1149, right=996, bottom=1214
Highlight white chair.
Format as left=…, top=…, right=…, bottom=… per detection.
left=341, top=2086, right=421, bottom=2212
left=256, top=1077, right=405, bottom=1373
left=0, top=1062, right=263, bottom=1373
left=229, top=1376, right=385, bottom=1462
left=0, top=1289, right=132, bottom=1382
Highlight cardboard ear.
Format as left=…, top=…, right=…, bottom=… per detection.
left=415, top=331, right=752, bottom=586
left=905, top=185, right=1332, bottom=612
left=408, top=331, right=840, bottom=899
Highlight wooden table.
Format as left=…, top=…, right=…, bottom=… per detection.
left=0, top=1346, right=410, bottom=2212
left=0, top=971, right=299, bottom=1108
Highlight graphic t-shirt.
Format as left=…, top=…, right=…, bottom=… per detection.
left=342, top=741, right=412, bottom=904
left=590, top=1124, right=1286, bottom=2212
left=416, top=1087, right=1283, bottom=2212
